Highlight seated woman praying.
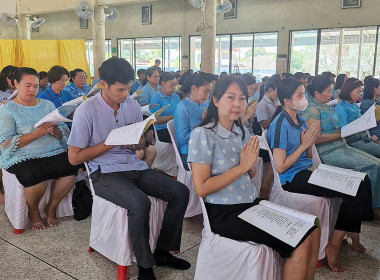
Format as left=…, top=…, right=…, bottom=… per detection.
left=189, top=76, right=320, bottom=280
left=0, top=67, right=79, bottom=230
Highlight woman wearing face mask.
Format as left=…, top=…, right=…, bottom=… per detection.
left=190, top=76, right=320, bottom=280
left=0, top=65, right=18, bottom=102
left=304, top=76, right=379, bottom=218
left=65, top=69, right=91, bottom=99
left=139, top=67, right=160, bottom=106
left=269, top=78, right=373, bottom=272
left=150, top=72, right=181, bottom=143
left=174, top=72, right=213, bottom=170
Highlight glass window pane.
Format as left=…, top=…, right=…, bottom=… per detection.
left=118, top=39, right=135, bottom=69
left=135, top=37, right=162, bottom=72
left=85, top=39, right=112, bottom=77
left=318, top=29, right=340, bottom=75
left=164, top=37, right=181, bottom=72
left=359, top=27, right=377, bottom=79
left=253, top=32, right=278, bottom=81
left=190, top=36, right=202, bottom=72
left=290, top=30, right=318, bottom=75
left=105, top=39, right=112, bottom=60
left=215, top=35, right=230, bottom=75
left=231, top=34, right=253, bottom=74
left=340, top=28, right=361, bottom=78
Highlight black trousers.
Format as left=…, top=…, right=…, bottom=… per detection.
left=91, top=168, right=189, bottom=268
left=157, top=128, right=172, bottom=143
left=283, top=170, right=373, bottom=233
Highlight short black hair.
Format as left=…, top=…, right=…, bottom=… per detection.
left=155, top=59, right=161, bottom=64
left=159, top=72, right=176, bottom=85
left=363, top=77, right=380, bottom=100
left=48, top=65, right=70, bottom=84
left=241, top=73, right=256, bottom=86
left=137, top=69, right=146, bottom=76
left=39, top=71, right=48, bottom=80
left=69, top=68, right=85, bottom=83
left=14, top=67, right=39, bottom=83
left=0, top=65, right=18, bottom=91
left=293, top=72, right=307, bottom=81
left=307, top=75, right=333, bottom=97
left=99, top=58, right=135, bottom=85
left=146, top=67, right=159, bottom=78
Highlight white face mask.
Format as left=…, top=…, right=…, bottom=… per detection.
left=291, top=96, right=308, bottom=111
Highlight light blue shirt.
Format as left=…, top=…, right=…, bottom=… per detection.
left=150, top=90, right=180, bottom=131
left=334, top=100, right=361, bottom=128
left=360, top=98, right=380, bottom=139
left=0, top=89, right=12, bottom=102
left=174, top=97, right=206, bottom=155
left=132, top=81, right=143, bottom=93
left=188, top=123, right=258, bottom=205
left=39, top=85, right=74, bottom=108
left=268, top=109, right=313, bottom=185
left=0, top=99, right=70, bottom=169
left=68, top=92, right=148, bottom=174
left=65, top=82, right=92, bottom=99
left=139, top=83, right=160, bottom=106
left=256, top=95, right=279, bottom=123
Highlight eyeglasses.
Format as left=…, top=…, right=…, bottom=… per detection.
left=151, top=75, right=160, bottom=79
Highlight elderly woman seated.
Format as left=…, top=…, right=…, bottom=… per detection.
left=0, top=67, right=79, bottom=230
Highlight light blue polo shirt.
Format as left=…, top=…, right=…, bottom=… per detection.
left=174, top=97, right=207, bottom=155
left=67, top=92, right=148, bottom=174
left=65, top=82, right=92, bottom=99
left=268, top=108, right=313, bottom=185
left=334, top=100, right=361, bottom=128
left=150, top=90, right=180, bottom=130
left=188, top=123, right=258, bottom=205
left=139, top=83, right=160, bottom=106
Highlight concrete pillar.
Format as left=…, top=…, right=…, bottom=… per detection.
left=17, top=14, right=31, bottom=40
left=201, top=0, right=216, bottom=74
left=92, top=5, right=106, bottom=78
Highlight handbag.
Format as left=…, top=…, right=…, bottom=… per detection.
left=72, top=180, right=93, bottom=221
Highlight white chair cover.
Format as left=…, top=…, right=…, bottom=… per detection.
left=152, top=125, right=178, bottom=177
left=84, top=163, right=167, bottom=266
left=195, top=197, right=283, bottom=280
left=167, top=120, right=201, bottom=217
left=2, top=169, right=74, bottom=230
left=262, top=130, right=342, bottom=260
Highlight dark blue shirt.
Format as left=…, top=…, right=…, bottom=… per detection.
left=39, top=85, right=74, bottom=108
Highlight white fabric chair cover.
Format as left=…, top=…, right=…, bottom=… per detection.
left=167, top=120, right=201, bottom=217
left=262, top=130, right=342, bottom=260
left=152, top=125, right=178, bottom=177
left=195, top=197, right=283, bottom=280
left=2, top=169, right=74, bottom=230
left=84, top=163, right=167, bottom=266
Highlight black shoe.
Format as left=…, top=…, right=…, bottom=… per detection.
left=153, top=249, right=191, bottom=270
left=138, top=266, right=157, bottom=280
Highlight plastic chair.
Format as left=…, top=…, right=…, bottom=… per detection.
left=167, top=120, right=202, bottom=217
left=84, top=163, right=167, bottom=280
left=2, top=169, right=74, bottom=234
left=262, top=130, right=342, bottom=261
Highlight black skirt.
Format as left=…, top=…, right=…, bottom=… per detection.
left=7, top=152, right=79, bottom=187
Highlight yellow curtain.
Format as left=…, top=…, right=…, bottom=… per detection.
left=0, top=39, right=90, bottom=82
left=0, top=40, right=17, bottom=70
left=58, top=40, right=91, bottom=83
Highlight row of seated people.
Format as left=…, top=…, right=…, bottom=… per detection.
left=1, top=59, right=380, bottom=279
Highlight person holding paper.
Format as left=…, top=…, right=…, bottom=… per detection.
left=360, top=77, right=380, bottom=142
left=0, top=67, right=79, bottom=230
left=174, top=72, right=213, bottom=171
left=189, top=76, right=320, bottom=280
left=269, top=77, right=373, bottom=271
left=138, top=67, right=161, bottom=106
left=150, top=72, right=181, bottom=143
left=335, top=78, right=380, bottom=156
left=304, top=75, right=380, bottom=220
left=39, top=65, right=74, bottom=108
left=68, top=58, right=190, bottom=280
left=65, top=69, right=92, bottom=99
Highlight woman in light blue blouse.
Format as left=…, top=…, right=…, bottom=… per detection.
left=360, top=77, right=380, bottom=142
left=150, top=72, right=180, bottom=143
left=0, top=67, right=79, bottom=230
left=65, top=69, right=92, bottom=98
left=139, top=67, right=160, bottom=106
left=335, top=77, right=380, bottom=158
left=189, top=76, right=320, bottom=280
left=174, top=72, right=213, bottom=170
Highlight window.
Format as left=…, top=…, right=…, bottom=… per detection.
left=164, top=37, right=181, bottom=72
left=118, top=39, right=135, bottom=69
left=253, top=33, right=278, bottom=81
left=318, top=29, right=340, bottom=75
left=290, top=30, right=318, bottom=75
left=135, top=37, right=162, bottom=72
left=190, top=36, right=202, bottom=72
left=215, top=35, right=231, bottom=75
left=231, top=34, right=253, bottom=74
left=85, top=39, right=112, bottom=76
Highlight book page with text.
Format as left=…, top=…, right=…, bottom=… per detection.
left=317, top=164, right=366, bottom=180
left=341, top=104, right=376, bottom=138
left=34, top=109, right=72, bottom=128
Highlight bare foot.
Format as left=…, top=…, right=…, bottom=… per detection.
left=347, top=233, right=366, bottom=253
left=29, top=208, right=46, bottom=230
left=0, top=191, right=4, bottom=204
left=46, top=217, right=60, bottom=227
left=325, top=244, right=347, bottom=272
left=30, top=220, right=46, bottom=230
left=45, top=204, right=59, bottom=227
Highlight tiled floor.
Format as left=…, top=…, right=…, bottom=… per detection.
left=1, top=204, right=379, bottom=280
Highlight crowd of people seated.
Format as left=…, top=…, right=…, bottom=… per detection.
left=1, top=58, right=380, bottom=279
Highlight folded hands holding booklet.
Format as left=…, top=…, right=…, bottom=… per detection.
left=105, top=104, right=170, bottom=146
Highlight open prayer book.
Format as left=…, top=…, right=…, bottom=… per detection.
left=308, top=164, right=366, bottom=196
left=130, top=89, right=144, bottom=100
left=341, top=104, right=377, bottom=137
left=34, top=105, right=74, bottom=127
left=141, top=104, right=159, bottom=116
left=105, top=104, right=170, bottom=145
left=238, top=200, right=320, bottom=247
left=86, top=83, right=102, bottom=98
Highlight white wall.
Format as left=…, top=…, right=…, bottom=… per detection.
left=1, top=0, right=380, bottom=70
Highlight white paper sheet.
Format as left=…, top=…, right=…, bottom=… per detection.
left=341, top=104, right=377, bottom=137
left=326, top=99, right=339, bottom=106
left=7, top=89, right=18, bottom=100
left=34, top=109, right=72, bottom=128
left=86, top=84, right=102, bottom=98
left=238, top=204, right=315, bottom=247
left=62, top=96, right=87, bottom=107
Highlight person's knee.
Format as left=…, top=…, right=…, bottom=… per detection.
left=128, top=195, right=152, bottom=217
left=296, top=236, right=312, bottom=258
